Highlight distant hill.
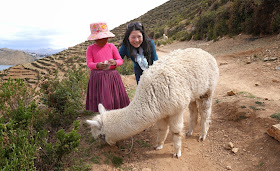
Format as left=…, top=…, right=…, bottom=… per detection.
left=0, top=48, right=34, bottom=65
left=23, top=48, right=65, bottom=56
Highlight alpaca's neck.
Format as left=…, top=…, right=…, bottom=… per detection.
left=103, top=101, right=157, bottom=143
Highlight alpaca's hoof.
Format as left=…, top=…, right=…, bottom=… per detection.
left=186, top=130, right=193, bottom=136
left=154, top=144, right=163, bottom=150
left=173, top=150, right=181, bottom=158
left=198, top=134, right=207, bottom=142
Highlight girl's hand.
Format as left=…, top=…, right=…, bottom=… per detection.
left=108, top=59, right=116, bottom=66
left=97, top=61, right=110, bottom=70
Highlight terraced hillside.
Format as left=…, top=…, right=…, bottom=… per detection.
left=1, top=0, right=279, bottom=87
left=0, top=41, right=92, bottom=87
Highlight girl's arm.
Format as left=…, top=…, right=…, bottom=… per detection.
left=111, top=44, right=123, bottom=66
left=86, top=46, right=98, bottom=70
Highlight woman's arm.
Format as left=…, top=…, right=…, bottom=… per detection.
left=119, top=44, right=129, bottom=59
left=150, top=39, right=159, bottom=61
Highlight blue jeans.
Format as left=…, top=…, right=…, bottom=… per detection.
left=134, top=67, right=143, bottom=84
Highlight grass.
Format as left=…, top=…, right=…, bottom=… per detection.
left=270, top=113, right=280, bottom=121
left=239, top=113, right=248, bottom=120
left=69, top=159, right=91, bottom=171
left=136, top=139, right=152, bottom=148
left=249, top=106, right=260, bottom=111
left=104, top=153, right=123, bottom=167
left=215, top=99, right=221, bottom=104
left=257, top=161, right=264, bottom=167
left=255, top=101, right=265, bottom=106
left=239, top=91, right=256, bottom=98
left=90, top=156, right=101, bottom=164
left=127, top=89, right=136, bottom=100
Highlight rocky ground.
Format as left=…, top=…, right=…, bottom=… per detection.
left=78, top=34, right=280, bottom=171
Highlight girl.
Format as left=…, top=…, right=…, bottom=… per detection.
left=119, top=22, right=159, bottom=84
left=86, top=22, right=130, bottom=112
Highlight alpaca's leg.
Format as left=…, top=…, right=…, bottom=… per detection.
left=186, top=101, right=198, bottom=136
left=155, top=118, right=169, bottom=150
left=197, top=93, right=213, bottom=141
left=169, top=113, right=184, bottom=158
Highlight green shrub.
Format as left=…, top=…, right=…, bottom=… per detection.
left=116, top=58, right=134, bottom=75
left=0, top=125, right=38, bottom=171
left=194, top=11, right=216, bottom=40
left=0, top=68, right=86, bottom=170
left=0, top=79, right=41, bottom=170
left=40, top=67, right=88, bottom=129
left=38, top=121, right=81, bottom=170
left=271, top=13, right=280, bottom=33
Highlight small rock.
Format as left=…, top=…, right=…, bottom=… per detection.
left=220, top=62, right=228, bottom=66
left=276, top=66, right=280, bottom=70
left=272, top=79, right=280, bottom=83
left=226, top=166, right=232, bottom=170
left=232, top=147, right=239, bottom=154
left=142, top=168, right=152, bottom=171
left=269, top=57, right=278, bottom=61
left=227, top=90, right=236, bottom=96
left=263, top=57, right=269, bottom=62
left=267, top=124, right=280, bottom=141
left=228, top=142, right=234, bottom=148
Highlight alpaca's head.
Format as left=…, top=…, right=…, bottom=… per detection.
left=86, top=104, right=107, bottom=142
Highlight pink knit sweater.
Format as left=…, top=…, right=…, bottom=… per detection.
left=86, top=43, right=123, bottom=70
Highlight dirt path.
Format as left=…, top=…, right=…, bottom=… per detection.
left=86, top=34, right=280, bottom=171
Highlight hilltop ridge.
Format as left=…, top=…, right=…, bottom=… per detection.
left=0, top=48, right=34, bottom=65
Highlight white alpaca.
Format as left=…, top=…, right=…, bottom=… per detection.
left=163, top=34, right=168, bottom=40
left=86, top=48, right=219, bottom=158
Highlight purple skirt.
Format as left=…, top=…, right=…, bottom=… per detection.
left=86, top=69, right=130, bottom=112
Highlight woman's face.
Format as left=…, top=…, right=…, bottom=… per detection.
left=128, top=30, right=143, bottom=48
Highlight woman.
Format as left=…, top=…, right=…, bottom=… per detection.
left=119, top=22, right=158, bottom=84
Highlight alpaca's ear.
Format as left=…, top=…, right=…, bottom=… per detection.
left=98, top=103, right=106, bottom=114
left=86, top=120, right=101, bottom=129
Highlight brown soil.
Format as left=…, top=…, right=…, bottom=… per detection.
left=79, top=34, right=280, bottom=171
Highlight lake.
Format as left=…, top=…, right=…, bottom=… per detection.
left=0, top=65, right=13, bottom=71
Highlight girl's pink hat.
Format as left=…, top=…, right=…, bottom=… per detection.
left=87, top=22, right=115, bottom=40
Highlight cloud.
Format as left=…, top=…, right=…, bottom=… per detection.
left=0, top=27, right=62, bottom=50
left=0, top=38, right=52, bottom=50
left=0, top=0, right=170, bottom=50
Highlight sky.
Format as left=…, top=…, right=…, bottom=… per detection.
left=0, top=0, right=169, bottom=50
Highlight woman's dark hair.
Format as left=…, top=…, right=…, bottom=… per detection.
left=121, top=22, right=153, bottom=65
